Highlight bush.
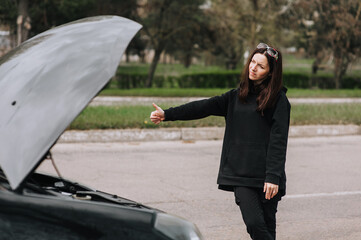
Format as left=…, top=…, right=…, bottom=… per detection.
left=154, top=76, right=179, bottom=88
left=177, top=71, right=240, bottom=88
left=109, top=67, right=360, bottom=89
left=283, top=73, right=310, bottom=88
left=113, top=72, right=146, bottom=88
left=342, top=76, right=361, bottom=89
left=113, top=70, right=180, bottom=89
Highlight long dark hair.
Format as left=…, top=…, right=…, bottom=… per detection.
left=239, top=46, right=283, bottom=114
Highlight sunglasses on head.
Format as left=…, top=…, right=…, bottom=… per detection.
left=257, top=43, right=278, bottom=61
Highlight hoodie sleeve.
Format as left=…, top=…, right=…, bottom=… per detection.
left=265, top=91, right=291, bottom=185
left=164, top=89, right=234, bottom=121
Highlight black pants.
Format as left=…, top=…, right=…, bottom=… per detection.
left=234, top=186, right=281, bottom=240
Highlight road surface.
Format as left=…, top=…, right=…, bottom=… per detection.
left=38, top=135, right=361, bottom=240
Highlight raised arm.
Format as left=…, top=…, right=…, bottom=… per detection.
left=165, top=90, right=234, bottom=121
left=150, top=89, right=234, bottom=124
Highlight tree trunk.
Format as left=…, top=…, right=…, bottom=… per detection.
left=139, top=51, right=145, bottom=63
left=334, top=55, right=349, bottom=89
left=334, top=57, right=340, bottom=89
left=311, top=52, right=323, bottom=87
left=125, top=48, right=130, bottom=63
left=183, top=52, right=192, bottom=68
left=225, top=60, right=237, bottom=70
left=146, top=47, right=163, bottom=88
left=249, top=0, right=259, bottom=50
left=225, top=51, right=238, bottom=70
left=312, top=60, right=319, bottom=75
left=17, top=0, right=30, bottom=46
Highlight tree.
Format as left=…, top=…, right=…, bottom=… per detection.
left=16, top=0, right=30, bottom=45
left=163, top=13, right=207, bottom=68
left=28, top=0, right=97, bottom=36
left=89, top=0, right=145, bottom=62
left=201, top=0, right=245, bottom=70
left=0, top=0, right=97, bottom=44
left=200, top=0, right=288, bottom=70
left=1, top=0, right=146, bottom=60
left=0, top=0, right=21, bottom=47
left=281, top=0, right=361, bottom=88
left=137, top=0, right=207, bottom=87
left=331, top=1, right=361, bottom=88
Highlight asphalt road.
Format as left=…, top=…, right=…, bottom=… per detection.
left=38, top=135, right=361, bottom=240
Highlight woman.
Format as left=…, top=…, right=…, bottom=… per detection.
left=150, top=43, right=291, bottom=240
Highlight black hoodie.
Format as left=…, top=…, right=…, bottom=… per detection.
left=164, top=87, right=291, bottom=195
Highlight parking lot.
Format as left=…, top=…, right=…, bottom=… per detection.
left=38, top=135, right=361, bottom=240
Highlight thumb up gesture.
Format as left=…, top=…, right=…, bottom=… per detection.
left=150, top=103, right=165, bottom=124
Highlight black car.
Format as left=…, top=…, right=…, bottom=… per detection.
left=0, top=16, right=203, bottom=240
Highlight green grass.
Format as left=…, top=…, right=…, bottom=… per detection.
left=283, top=57, right=313, bottom=74
left=287, top=89, right=361, bottom=98
left=69, top=103, right=361, bottom=130
left=69, top=106, right=153, bottom=130
left=69, top=105, right=226, bottom=130
left=118, top=63, right=227, bottom=77
left=99, top=88, right=361, bottom=98
left=290, top=103, right=361, bottom=125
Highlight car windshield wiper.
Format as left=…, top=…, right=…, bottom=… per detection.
left=73, top=191, right=147, bottom=208
left=19, top=181, right=63, bottom=197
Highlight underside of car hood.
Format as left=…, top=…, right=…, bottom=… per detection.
left=0, top=16, right=141, bottom=190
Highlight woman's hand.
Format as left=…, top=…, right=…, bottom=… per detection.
left=150, top=103, right=165, bottom=124
left=264, top=182, right=279, bottom=200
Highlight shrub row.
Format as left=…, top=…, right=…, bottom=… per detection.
left=111, top=70, right=361, bottom=89
left=177, top=71, right=240, bottom=88
left=113, top=72, right=179, bottom=89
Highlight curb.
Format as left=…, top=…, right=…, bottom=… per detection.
left=58, top=125, right=361, bottom=143
left=90, top=96, right=361, bottom=106
left=289, top=125, right=361, bottom=138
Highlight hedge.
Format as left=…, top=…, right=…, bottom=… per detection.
left=113, top=72, right=179, bottom=89
left=177, top=71, right=240, bottom=88
left=111, top=69, right=361, bottom=89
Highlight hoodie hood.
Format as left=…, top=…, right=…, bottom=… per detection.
left=0, top=16, right=141, bottom=190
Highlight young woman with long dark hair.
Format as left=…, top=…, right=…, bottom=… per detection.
left=150, top=43, right=291, bottom=240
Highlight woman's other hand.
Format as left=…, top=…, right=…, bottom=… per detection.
left=150, top=103, right=165, bottom=124
left=264, top=182, right=279, bottom=200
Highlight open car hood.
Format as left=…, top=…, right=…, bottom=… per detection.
left=0, top=16, right=141, bottom=190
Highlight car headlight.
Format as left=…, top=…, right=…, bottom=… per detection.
left=154, top=213, right=204, bottom=240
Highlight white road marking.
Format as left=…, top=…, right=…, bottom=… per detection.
left=284, top=191, right=361, bottom=199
